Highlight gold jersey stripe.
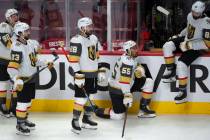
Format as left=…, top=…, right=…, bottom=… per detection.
left=178, top=77, right=188, bottom=86
left=142, top=92, right=153, bottom=99
left=119, top=76, right=131, bottom=84
left=8, top=62, right=20, bottom=69
left=73, top=103, right=84, bottom=111
left=164, top=56, right=175, bottom=64
left=0, top=90, right=7, bottom=97
left=80, top=70, right=98, bottom=73
left=16, top=110, right=27, bottom=118
left=69, top=55, right=80, bottom=62
left=0, top=91, right=6, bottom=97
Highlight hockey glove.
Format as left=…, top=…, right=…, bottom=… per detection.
left=180, top=41, right=192, bottom=52
left=47, top=62, right=54, bottom=69
left=123, top=93, right=133, bottom=108
left=13, top=76, right=24, bottom=92
left=98, top=67, right=106, bottom=83
left=134, top=65, right=145, bottom=78
left=74, top=73, right=85, bottom=88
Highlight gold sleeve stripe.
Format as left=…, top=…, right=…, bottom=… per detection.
left=164, top=56, right=175, bottom=64
left=204, top=40, right=210, bottom=48
left=142, top=92, right=153, bottom=99
left=8, top=62, right=20, bottom=69
left=6, top=40, right=12, bottom=49
left=16, top=109, right=27, bottom=118
left=178, top=77, right=188, bottom=86
left=69, top=55, right=80, bottom=63
left=73, top=103, right=84, bottom=111
left=0, top=90, right=7, bottom=97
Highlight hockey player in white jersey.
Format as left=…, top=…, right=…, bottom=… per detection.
left=162, top=1, right=209, bottom=103
left=175, top=1, right=210, bottom=104
left=7, top=22, right=54, bottom=136
left=95, top=40, right=156, bottom=120
left=69, top=17, right=106, bottom=134
left=0, top=8, right=19, bottom=117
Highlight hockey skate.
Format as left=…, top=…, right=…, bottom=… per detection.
left=0, top=106, right=10, bottom=118
left=25, top=119, right=36, bottom=130
left=95, top=108, right=110, bottom=119
left=138, top=98, right=156, bottom=118
left=138, top=105, right=156, bottom=118
left=174, top=90, right=187, bottom=104
left=16, top=123, right=30, bottom=136
left=81, top=115, right=97, bottom=130
left=9, top=110, right=16, bottom=117
left=71, top=119, right=81, bottom=134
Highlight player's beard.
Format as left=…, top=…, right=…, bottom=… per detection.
left=192, top=15, right=200, bottom=20
left=85, top=30, right=92, bottom=37
left=131, top=51, right=138, bottom=58
left=24, top=35, right=30, bottom=40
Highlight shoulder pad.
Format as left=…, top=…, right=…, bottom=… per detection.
left=206, top=18, right=210, bottom=24
left=70, top=35, right=83, bottom=43
left=0, top=22, right=12, bottom=33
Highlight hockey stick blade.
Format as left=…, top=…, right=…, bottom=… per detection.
left=81, top=87, right=97, bottom=113
left=157, top=6, right=170, bottom=16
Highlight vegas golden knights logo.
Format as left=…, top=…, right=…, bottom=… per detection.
left=187, top=24, right=195, bottom=39
left=29, top=52, right=37, bottom=67
left=88, top=45, right=96, bottom=60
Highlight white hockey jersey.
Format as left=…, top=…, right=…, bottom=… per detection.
left=185, top=13, right=210, bottom=50
left=109, top=54, right=138, bottom=94
left=7, top=39, right=46, bottom=79
left=0, top=21, right=13, bottom=62
left=69, top=34, right=101, bottom=78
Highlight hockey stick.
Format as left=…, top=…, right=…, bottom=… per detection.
left=59, top=44, right=71, bottom=62
left=59, top=42, right=97, bottom=112
left=23, top=51, right=59, bottom=83
left=81, top=87, right=97, bottom=113
left=122, top=104, right=129, bottom=138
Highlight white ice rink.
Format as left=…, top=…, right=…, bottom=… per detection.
left=0, top=113, right=210, bottom=140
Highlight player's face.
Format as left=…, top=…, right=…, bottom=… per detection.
left=8, top=14, right=19, bottom=26
left=192, top=11, right=202, bottom=19
left=84, top=24, right=93, bottom=36
left=130, top=46, right=138, bottom=58
left=23, top=29, right=31, bottom=40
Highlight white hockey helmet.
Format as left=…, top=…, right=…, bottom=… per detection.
left=5, top=8, right=18, bottom=20
left=14, top=22, right=30, bottom=36
left=77, top=17, right=93, bottom=30
left=123, top=40, right=136, bottom=51
left=192, top=1, right=205, bottom=14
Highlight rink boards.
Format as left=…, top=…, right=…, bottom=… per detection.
left=30, top=53, right=210, bottom=114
